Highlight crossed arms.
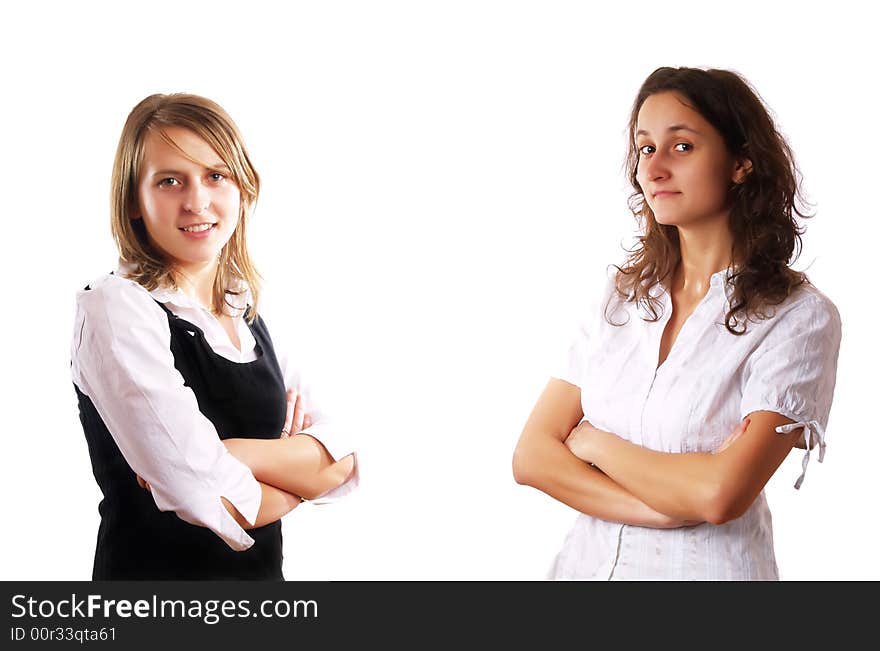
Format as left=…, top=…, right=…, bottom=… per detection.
left=221, top=392, right=356, bottom=529
left=512, top=379, right=801, bottom=527
left=138, top=390, right=356, bottom=531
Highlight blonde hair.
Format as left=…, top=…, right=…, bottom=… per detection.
left=110, top=93, right=262, bottom=321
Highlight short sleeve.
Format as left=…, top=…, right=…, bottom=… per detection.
left=740, top=291, right=842, bottom=487
left=551, top=270, right=619, bottom=389
left=553, top=320, right=591, bottom=388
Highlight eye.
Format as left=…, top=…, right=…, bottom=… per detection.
left=158, top=177, right=179, bottom=187
left=673, top=143, right=693, bottom=152
left=208, top=172, right=226, bottom=183
left=638, top=144, right=655, bottom=155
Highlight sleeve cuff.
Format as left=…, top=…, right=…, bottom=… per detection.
left=775, top=420, right=826, bottom=490
left=211, top=452, right=262, bottom=548
left=300, top=422, right=355, bottom=464
left=306, top=452, right=359, bottom=505
left=216, top=504, right=256, bottom=551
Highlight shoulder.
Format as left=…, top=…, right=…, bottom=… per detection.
left=584, top=266, right=623, bottom=319
left=72, top=273, right=173, bottom=383
left=770, top=282, right=841, bottom=336
left=744, top=282, right=842, bottom=358
left=588, top=266, right=638, bottom=332
left=560, top=267, right=629, bottom=353
left=76, top=272, right=168, bottom=330
left=254, top=282, right=300, bottom=359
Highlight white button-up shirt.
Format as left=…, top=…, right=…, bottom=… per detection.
left=71, top=267, right=358, bottom=552
left=550, top=269, right=841, bottom=580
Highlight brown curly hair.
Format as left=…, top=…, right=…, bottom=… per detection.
left=610, top=67, right=810, bottom=334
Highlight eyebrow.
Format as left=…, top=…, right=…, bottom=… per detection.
left=150, top=164, right=231, bottom=177
left=636, top=124, right=702, bottom=137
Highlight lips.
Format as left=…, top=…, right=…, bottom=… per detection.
left=652, top=191, right=680, bottom=199
left=179, top=223, right=216, bottom=233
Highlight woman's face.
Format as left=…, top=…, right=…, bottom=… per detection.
left=635, top=91, right=745, bottom=229
left=136, top=126, right=240, bottom=275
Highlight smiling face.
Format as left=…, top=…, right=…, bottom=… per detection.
left=635, top=91, right=748, bottom=229
left=135, top=126, right=241, bottom=276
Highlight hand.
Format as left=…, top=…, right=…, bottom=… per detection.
left=137, top=390, right=315, bottom=490
left=654, top=513, right=703, bottom=529
left=280, top=388, right=313, bottom=439
left=565, top=419, right=602, bottom=463
left=713, top=417, right=751, bottom=454
left=135, top=474, right=151, bottom=492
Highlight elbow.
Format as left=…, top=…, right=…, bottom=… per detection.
left=300, top=453, right=357, bottom=501
left=702, top=485, right=749, bottom=526
left=512, top=443, right=537, bottom=487
left=298, top=486, right=324, bottom=502
left=703, top=505, right=732, bottom=527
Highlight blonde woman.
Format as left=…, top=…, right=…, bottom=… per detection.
left=71, top=94, right=357, bottom=580
left=513, top=67, right=841, bottom=580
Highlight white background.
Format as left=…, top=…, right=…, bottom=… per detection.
left=0, top=1, right=875, bottom=580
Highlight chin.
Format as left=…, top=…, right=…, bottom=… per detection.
left=652, top=212, right=682, bottom=227
left=169, top=253, right=223, bottom=269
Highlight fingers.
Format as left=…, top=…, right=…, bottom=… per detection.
left=135, top=475, right=152, bottom=492
left=282, top=388, right=313, bottom=438
left=731, top=416, right=751, bottom=440
left=292, top=392, right=305, bottom=433
left=715, top=417, right=751, bottom=454
left=281, top=389, right=295, bottom=438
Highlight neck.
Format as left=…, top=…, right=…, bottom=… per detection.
left=674, top=213, right=733, bottom=298
left=173, top=260, right=219, bottom=312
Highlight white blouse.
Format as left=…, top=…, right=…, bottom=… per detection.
left=550, top=268, right=841, bottom=580
left=70, top=266, right=358, bottom=552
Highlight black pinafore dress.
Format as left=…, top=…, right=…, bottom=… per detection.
left=75, top=294, right=287, bottom=580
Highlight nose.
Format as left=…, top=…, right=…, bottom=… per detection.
left=184, top=182, right=210, bottom=214
left=639, top=150, right=670, bottom=183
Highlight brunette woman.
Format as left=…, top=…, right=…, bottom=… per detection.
left=513, top=67, right=841, bottom=580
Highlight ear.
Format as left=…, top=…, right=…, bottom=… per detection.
left=732, top=157, right=753, bottom=184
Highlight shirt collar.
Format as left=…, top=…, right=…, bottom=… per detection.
left=653, top=265, right=738, bottom=310
left=116, top=259, right=251, bottom=316
left=709, top=266, right=739, bottom=304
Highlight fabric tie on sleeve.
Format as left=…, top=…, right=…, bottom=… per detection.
left=775, top=420, right=826, bottom=489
